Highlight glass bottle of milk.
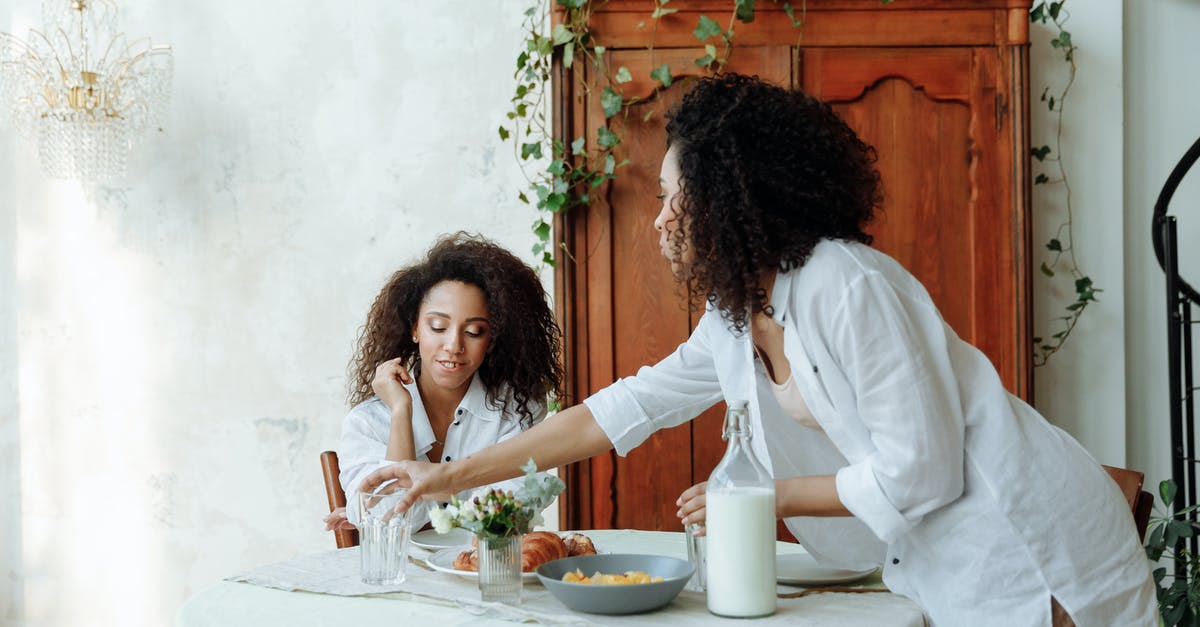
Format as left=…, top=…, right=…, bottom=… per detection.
left=704, top=400, right=777, bottom=618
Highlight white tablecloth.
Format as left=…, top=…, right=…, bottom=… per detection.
left=177, top=529, right=926, bottom=627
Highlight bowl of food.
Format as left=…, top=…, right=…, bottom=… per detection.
left=535, top=554, right=695, bottom=615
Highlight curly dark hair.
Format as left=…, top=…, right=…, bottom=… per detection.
left=663, top=73, right=882, bottom=332
left=348, top=232, right=563, bottom=428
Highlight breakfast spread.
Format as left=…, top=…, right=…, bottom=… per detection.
left=561, top=569, right=664, bottom=585
left=452, top=531, right=598, bottom=573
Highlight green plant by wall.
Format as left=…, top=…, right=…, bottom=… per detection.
left=1029, top=0, right=1101, bottom=367
left=1145, top=479, right=1200, bottom=625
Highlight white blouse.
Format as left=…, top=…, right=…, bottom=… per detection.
left=584, top=239, right=1156, bottom=626
left=339, top=374, right=545, bottom=527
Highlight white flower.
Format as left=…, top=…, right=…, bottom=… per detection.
left=429, top=506, right=454, bottom=534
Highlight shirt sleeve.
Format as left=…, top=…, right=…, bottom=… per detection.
left=829, top=273, right=966, bottom=544
left=337, top=402, right=402, bottom=526
left=583, top=313, right=724, bottom=456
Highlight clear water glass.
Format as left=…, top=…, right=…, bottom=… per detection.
left=684, top=522, right=707, bottom=591
left=358, top=484, right=412, bottom=585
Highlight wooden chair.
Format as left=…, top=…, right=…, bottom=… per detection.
left=321, top=450, right=359, bottom=549
left=1102, top=465, right=1154, bottom=541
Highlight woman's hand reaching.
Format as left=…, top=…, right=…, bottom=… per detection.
left=357, top=459, right=456, bottom=514
left=676, top=481, right=707, bottom=536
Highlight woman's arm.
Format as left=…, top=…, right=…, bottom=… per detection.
left=358, top=401, right=613, bottom=512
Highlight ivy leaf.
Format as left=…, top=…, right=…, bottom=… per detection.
left=693, top=15, right=723, bottom=41
left=551, top=23, right=573, bottom=46
left=615, top=66, right=633, bottom=83
left=547, top=160, right=566, bottom=175
left=534, top=221, right=551, bottom=241
left=563, top=41, right=575, bottom=68
left=601, top=87, right=623, bottom=118
left=597, top=126, right=619, bottom=149
left=695, top=54, right=715, bottom=68
left=498, top=126, right=510, bottom=141
left=651, top=64, right=673, bottom=88
left=1040, top=262, right=1054, bottom=277
left=571, top=137, right=586, bottom=155
left=1046, top=238, right=1062, bottom=252
left=1035, top=173, right=1049, bottom=184
left=734, top=0, right=755, bottom=23
left=1030, top=2, right=1045, bottom=23
left=651, top=2, right=679, bottom=19
left=518, top=192, right=529, bottom=204
left=643, top=109, right=655, bottom=122
left=1049, top=1, right=1063, bottom=19
left=594, top=45, right=606, bottom=57
left=1074, top=276, right=1094, bottom=294
left=705, top=43, right=718, bottom=59
left=521, top=142, right=543, bottom=160
left=1031, top=145, right=1051, bottom=161
left=556, top=0, right=587, bottom=7
left=782, top=3, right=803, bottom=27
left=543, top=252, right=556, bottom=267
left=1048, top=96, right=1056, bottom=110
left=516, top=52, right=529, bottom=71
left=604, top=154, right=616, bottom=175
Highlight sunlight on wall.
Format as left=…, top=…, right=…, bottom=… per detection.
left=18, top=183, right=159, bottom=626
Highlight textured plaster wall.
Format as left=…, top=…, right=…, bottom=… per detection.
left=0, top=1, right=541, bottom=626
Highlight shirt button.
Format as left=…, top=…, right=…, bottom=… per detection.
left=452, top=421, right=460, bottom=426
left=812, top=365, right=819, bottom=373
left=892, top=558, right=900, bottom=565
left=444, top=456, right=452, bottom=462
left=456, top=408, right=464, bottom=416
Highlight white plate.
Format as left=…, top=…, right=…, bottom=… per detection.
left=425, top=546, right=539, bottom=581
left=411, top=527, right=474, bottom=551
left=775, top=553, right=877, bottom=586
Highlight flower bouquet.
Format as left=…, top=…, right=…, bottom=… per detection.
left=428, top=459, right=565, bottom=604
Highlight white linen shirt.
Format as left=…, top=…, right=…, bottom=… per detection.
left=584, top=240, right=1156, bottom=626
left=339, top=374, right=546, bottom=528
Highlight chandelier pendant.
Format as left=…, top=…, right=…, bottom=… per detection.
left=0, top=0, right=173, bottom=182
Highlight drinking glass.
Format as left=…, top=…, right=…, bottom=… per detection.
left=358, top=483, right=413, bottom=585
left=684, top=522, right=707, bottom=592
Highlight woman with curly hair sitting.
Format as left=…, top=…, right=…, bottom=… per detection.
left=356, top=76, right=1154, bottom=625
left=323, top=232, right=562, bottom=531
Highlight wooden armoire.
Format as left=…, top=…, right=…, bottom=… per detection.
left=553, top=0, right=1034, bottom=534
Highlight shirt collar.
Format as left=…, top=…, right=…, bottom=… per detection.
left=406, top=374, right=498, bottom=457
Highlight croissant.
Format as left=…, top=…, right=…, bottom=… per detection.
left=521, top=531, right=569, bottom=572
left=562, top=532, right=597, bottom=557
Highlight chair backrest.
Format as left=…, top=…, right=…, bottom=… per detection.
left=1102, top=464, right=1153, bottom=541
left=321, top=450, right=359, bottom=549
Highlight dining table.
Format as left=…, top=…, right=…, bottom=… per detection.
left=176, top=529, right=927, bottom=627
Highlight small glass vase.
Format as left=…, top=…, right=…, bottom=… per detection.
left=477, top=533, right=522, bottom=604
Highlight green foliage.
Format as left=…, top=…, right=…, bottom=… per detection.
left=429, top=459, right=566, bottom=540
left=1145, top=480, right=1200, bottom=625
left=1028, top=0, right=1098, bottom=368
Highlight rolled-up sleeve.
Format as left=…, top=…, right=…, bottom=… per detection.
left=829, top=273, right=965, bottom=543
left=337, top=403, right=401, bottom=526
left=584, top=314, right=724, bottom=456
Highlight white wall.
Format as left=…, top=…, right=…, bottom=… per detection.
left=1124, top=0, right=1200, bottom=498
left=0, top=1, right=540, bottom=626
left=1030, top=0, right=1128, bottom=464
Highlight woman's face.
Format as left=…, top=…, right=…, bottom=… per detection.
left=413, top=280, right=491, bottom=393
left=654, top=146, right=695, bottom=275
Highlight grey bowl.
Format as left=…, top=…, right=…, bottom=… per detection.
left=535, top=553, right=695, bottom=615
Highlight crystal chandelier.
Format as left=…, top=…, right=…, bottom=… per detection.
left=0, top=0, right=172, bottom=182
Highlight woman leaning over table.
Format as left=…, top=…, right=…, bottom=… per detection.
left=323, top=232, right=563, bottom=532
left=357, top=75, right=1156, bottom=626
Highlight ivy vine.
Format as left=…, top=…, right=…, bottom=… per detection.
left=1029, top=0, right=1099, bottom=367
left=503, top=0, right=1087, bottom=368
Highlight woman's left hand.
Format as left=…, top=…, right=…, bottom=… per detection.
left=323, top=506, right=356, bottom=532
left=676, top=481, right=707, bottom=533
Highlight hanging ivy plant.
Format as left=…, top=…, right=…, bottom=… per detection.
left=1029, top=0, right=1100, bottom=367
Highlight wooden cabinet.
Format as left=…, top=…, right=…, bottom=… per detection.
left=553, top=0, right=1033, bottom=533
